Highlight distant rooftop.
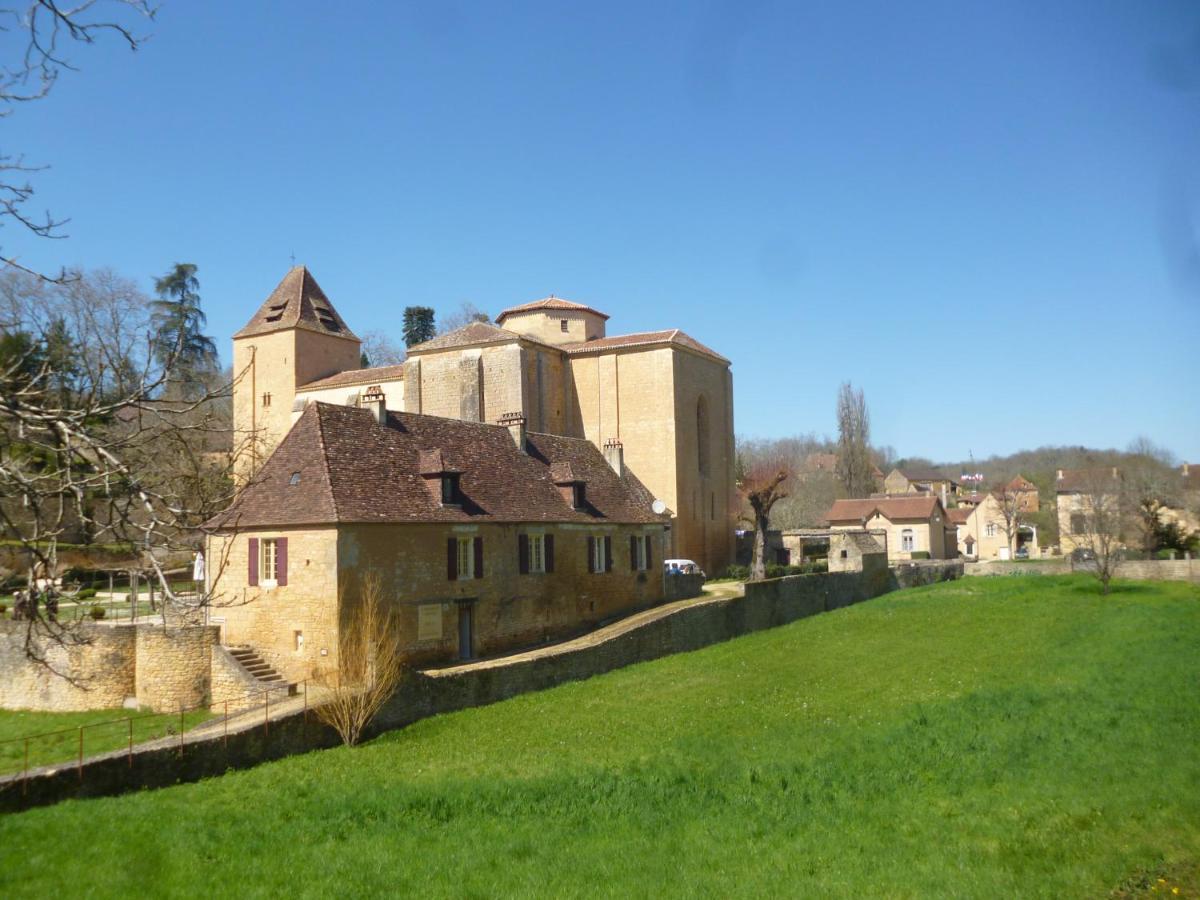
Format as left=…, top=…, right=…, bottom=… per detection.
left=496, top=296, right=610, bottom=323
left=234, top=266, right=358, bottom=341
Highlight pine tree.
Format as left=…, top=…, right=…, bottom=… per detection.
left=402, top=306, right=436, bottom=347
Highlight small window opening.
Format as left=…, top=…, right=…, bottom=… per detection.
left=840, top=549, right=848, bottom=559
left=442, top=475, right=460, bottom=505
left=288, top=472, right=301, bottom=486
left=294, top=630, right=304, bottom=652
left=262, top=392, right=272, bottom=408
left=560, top=319, right=569, bottom=332
left=573, top=483, right=586, bottom=509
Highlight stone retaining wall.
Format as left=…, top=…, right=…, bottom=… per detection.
left=664, top=572, right=705, bottom=602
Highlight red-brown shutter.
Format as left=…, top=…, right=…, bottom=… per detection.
left=545, top=534, right=555, bottom=573
left=473, top=536, right=484, bottom=579
left=276, top=538, right=288, bottom=586
left=447, top=537, right=457, bottom=581
left=604, top=536, right=613, bottom=572
left=587, top=536, right=596, bottom=573
left=518, top=534, right=529, bottom=575
left=248, top=538, right=259, bottom=586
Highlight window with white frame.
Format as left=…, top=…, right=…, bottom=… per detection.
left=261, top=538, right=280, bottom=583
left=900, top=529, right=915, bottom=552
left=456, top=536, right=473, bottom=579
left=529, top=533, right=545, bottom=574
left=634, top=535, right=647, bottom=571
left=592, top=536, right=607, bottom=573
left=985, top=522, right=996, bottom=538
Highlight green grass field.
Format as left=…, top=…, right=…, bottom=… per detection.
left=1, top=575, right=1198, bottom=898
left=0, top=707, right=213, bottom=776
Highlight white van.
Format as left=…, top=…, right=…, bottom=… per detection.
left=663, top=559, right=705, bottom=577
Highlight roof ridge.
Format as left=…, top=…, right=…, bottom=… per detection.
left=312, top=403, right=342, bottom=521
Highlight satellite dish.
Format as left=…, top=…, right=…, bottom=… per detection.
left=651, top=499, right=667, bottom=515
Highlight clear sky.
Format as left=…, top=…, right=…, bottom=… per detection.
left=7, top=0, right=1199, bottom=462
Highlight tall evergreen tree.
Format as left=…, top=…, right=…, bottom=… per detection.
left=151, top=263, right=218, bottom=397
left=402, top=306, right=436, bottom=347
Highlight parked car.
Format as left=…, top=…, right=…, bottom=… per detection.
left=663, top=559, right=705, bottom=578
left=1014, top=546, right=1029, bottom=560
left=1070, top=547, right=1097, bottom=563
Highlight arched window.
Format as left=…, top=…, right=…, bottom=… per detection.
left=696, top=395, right=710, bottom=477
left=901, top=528, right=915, bottom=552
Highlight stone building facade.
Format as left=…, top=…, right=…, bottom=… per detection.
left=231, top=269, right=734, bottom=574
left=209, top=401, right=669, bottom=682
left=826, top=495, right=957, bottom=561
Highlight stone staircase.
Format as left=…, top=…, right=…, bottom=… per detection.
left=227, top=646, right=298, bottom=697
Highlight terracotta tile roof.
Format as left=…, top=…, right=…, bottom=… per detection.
left=1055, top=467, right=1120, bottom=493
left=496, top=296, right=610, bottom=323
left=234, top=267, right=358, bottom=341
left=1005, top=475, right=1037, bottom=492
left=826, top=495, right=943, bottom=524
left=405, top=321, right=523, bottom=354
left=562, top=330, right=730, bottom=364
left=299, top=364, right=406, bottom=391
left=947, top=508, right=972, bottom=525
left=897, top=467, right=958, bottom=485
left=209, top=403, right=666, bottom=529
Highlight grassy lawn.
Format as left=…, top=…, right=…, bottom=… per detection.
left=1, top=575, right=1198, bottom=897
left=0, top=707, right=213, bottom=776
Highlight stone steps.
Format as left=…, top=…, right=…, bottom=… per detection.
left=227, top=646, right=298, bottom=696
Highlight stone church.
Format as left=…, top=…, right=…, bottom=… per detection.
left=232, top=266, right=735, bottom=574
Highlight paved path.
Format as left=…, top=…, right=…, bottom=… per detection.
left=424, top=582, right=744, bottom=678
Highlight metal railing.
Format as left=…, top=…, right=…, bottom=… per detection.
left=1, top=678, right=310, bottom=796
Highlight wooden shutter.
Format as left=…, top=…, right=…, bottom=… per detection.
left=518, top=534, right=529, bottom=575
left=473, top=536, right=484, bottom=579
left=645, top=534, right=652, bottom=569
left=604, top=536, right=613, bottom=572
left=447, top=537, right=458, bottom=581
left=630, top=535, right=638, bottom=571
left=248, top=538, right=259, bottom=586
left=587, top=536, right=596, bottom=573
left=545, top=534, right=555, bottom=573
left=276, top=538, right=288, bottom=586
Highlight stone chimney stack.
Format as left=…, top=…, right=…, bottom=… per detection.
left=362, top=385, right=386, bottom=425
left=1056, top=468, right=1064, bottom=480
left=1184, top=463, right=1191, bottom=478
left=498, top=411, right=526, bottom=452
left=603, top=438, right=624, bottom=477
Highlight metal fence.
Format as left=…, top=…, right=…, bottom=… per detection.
left=0, top=679, right=310, bottom=796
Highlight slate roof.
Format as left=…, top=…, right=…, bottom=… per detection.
left=210, top=403, right=666, bottom=529
left=300, top=364, right=406, bottom=391
left=496, top=296, right=610, bottom=323
left=234, top=267, right=358, bottom=341
left=826, top=495, right=943, bottom=524
left=562, top=330, right=730, bottom=364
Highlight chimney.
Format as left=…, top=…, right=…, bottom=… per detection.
left=1112, top=466, right=1119, bottom=479
left=1056, top=468, right=1064, bottom=480
left=362, top=385, right=386, bottom=425
left=498, top=411, right=526, bottom=452
left=1184, top=463, right=1190, bottom=478
left=603, top=438, right=624, bottom=477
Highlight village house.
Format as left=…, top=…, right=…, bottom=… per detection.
left=1003, top=475, right=1040, bottom=512
left=1055, top=467, right=1122, bottom=555
left=950, top=493, right=1039, bottom=560
left=825, top=495, right=957, bottom=561
left=232, top=267, right=735, bottom=574
left=882, top=467, right=961, bottom=507
left=206, top=397, right=669, bottom=683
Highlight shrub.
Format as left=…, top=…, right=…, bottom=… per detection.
left=75, top=587, right=98, bottom=601
left=89, top=605, right=106, bottom=620
left=719, top=565, right=750, bottom=581
left=910, top=551, right=930, bottom=560
left=0, top=603, right=6, bottom=616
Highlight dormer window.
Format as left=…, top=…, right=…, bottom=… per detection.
left=288, top=472, right=301, bottom=486
left=441, top=474, right=461, bottom=506
left=573, top=483, right=585, bottom=509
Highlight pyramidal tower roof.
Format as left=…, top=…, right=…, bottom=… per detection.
left=234, top=266, right=359, bottom=341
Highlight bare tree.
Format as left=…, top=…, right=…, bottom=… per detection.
left=835, top=382, right=875, bottom=498
left=1064, top=466, right=1125, bottom=594
left=437, top=301, right=490, bottom=334
left=989, top=482, right=1025, bottom=559
left=359, top=330, right=405, bottom=367
left=314, top=571, right=406, bottom=746
left=738, top=455, right=791, bottom=581
left=1, top=1, right=156, bottom=280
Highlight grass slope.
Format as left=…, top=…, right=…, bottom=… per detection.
left=0, top=708, right=213, bottom=775
left=1, top=575, right=1198, bottom=898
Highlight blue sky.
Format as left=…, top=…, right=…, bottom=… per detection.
left=7, top=1, right=1199, bottom=462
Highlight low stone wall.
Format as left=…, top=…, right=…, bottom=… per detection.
left=664, top=573, right=705, bottom=602
left=0, top=621, right=221, bottom=714
left=1102, top=558, right=1199, bottom=583
left=1, top=560, right=963, bottom=811
left=965, top=561, right=1071, bottom=577
left=211, top=646, right=270, bottom=713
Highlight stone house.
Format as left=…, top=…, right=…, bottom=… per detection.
left=206, top=398, right=668, bottom=683
left=1055, top=467, right=1122, bottom=555
left=825, top=495, right=956, bottom=561
left=950, top=493, right=1038, bottom=560
left=882, top=468, right=961, bottom=506
left=1003, top=475, right=1040, bottom=513
left=232, top=268, right=734, bottom=575
left=827, top=531, right=887, bottom=574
